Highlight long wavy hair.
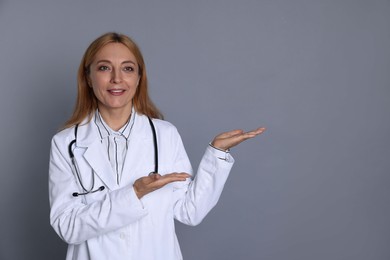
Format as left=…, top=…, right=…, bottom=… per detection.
left=63, top=32, right=163, bottom=129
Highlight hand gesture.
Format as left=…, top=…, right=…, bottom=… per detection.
left=211, top=127, right=265, bottom=151
left=133, top=172, right=191, bottom=199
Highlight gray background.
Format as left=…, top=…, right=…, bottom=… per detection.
left=0, top=0, right=389, bottom=259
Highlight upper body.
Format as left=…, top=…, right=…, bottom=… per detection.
left=49, top=32, right=265, bottom=260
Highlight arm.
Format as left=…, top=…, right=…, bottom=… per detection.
left=173, top=127, right=265, bottom=226
left=173, top=144, right=233, bottom=226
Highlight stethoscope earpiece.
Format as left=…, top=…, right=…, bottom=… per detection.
left=72, top=186, right=105, bottom=197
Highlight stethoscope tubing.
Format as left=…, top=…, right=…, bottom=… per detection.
left=147, top=117, right=158, bottom=174
left=69, top=117, right=158, bottom=197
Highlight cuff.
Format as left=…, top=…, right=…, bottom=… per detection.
left=208, top=143, right=233, bottom=163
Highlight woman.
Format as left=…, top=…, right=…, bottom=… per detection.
left=49, top=32, right=265, bottom=260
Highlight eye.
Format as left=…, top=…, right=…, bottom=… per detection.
left=123, top=66, right=134, bottom=72
left=98, top=65, right=110, bottom=71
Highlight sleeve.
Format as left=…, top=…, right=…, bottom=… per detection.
left=171, top=129, right=234, bottom=226
left=48, top=135, right=148, bottom=245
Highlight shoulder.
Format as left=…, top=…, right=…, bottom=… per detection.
left=54, top=126, right=75, bottom=138
left=51, top=116, right=90, bottom=145
left=151, top=118, right=177, bottom=131
left=53, top=126, right=75, bottom=140
left=50, top=126, right=76, bottom=149
left=51, top=116, right=93, bottom=145
left=150, top=118, right=181, bottom=137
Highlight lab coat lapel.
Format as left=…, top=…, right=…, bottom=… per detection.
left=76, top=117, right=118, bottom=190
left=83, top=141, right=118, bottom=189
left=121, top=114, right=151, bottom=182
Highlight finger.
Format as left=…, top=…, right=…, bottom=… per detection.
left=163, top=172, right=191, bottom=177
left=149, top=176, right=188, bottom=190
left=217, top=129, right=244, bottom=139
left=160, top=173, right=191, bottom=181
left=217, top=128, right=265, bottom=140
left=236, top=128, right=265, bottom=140
left=240, top=131, right=264, bottom=140
left=245, top=127, right=266, bottom=135
left=228, top=134, right=253, bottom=145
left=219, top=130, right=264, bottom=148
left=178, top=172, right=192, bottom=177
left=142, top=173, right=190, bottom=188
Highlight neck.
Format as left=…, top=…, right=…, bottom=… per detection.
left=98, top=107, right=132, bottom=131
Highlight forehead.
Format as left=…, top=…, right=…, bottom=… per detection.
left=93, top=42, right=137, bottom=63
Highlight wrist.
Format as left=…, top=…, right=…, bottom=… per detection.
left=209, top=142, right=230, bottom=153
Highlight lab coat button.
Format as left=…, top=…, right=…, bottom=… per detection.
left=119, top=232, right=126, bottom=240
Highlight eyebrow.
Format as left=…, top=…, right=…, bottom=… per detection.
left=96, top=59, right=136, bottom=65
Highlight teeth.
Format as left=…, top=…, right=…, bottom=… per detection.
left=110, top=90, right=124, bottom=93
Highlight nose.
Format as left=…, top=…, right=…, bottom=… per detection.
left=111, top=68, right=122, bottom=83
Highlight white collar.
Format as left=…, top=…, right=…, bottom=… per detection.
left=93, top=107, right=135, bottom=141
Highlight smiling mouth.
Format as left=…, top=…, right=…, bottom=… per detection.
left=108, top=89, right=125, bottom=95
left=109, top=89, right=124, bottom=93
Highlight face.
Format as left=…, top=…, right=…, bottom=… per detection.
left=88, top=42, right=140, bottom=115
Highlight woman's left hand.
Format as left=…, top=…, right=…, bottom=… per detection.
left=133, top=172, right=191, bottom=199
left=211, top=127, right=266, bottom=151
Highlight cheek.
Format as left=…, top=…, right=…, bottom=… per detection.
left=124, top=77, right=140, bottom=90
left=90, top=81, right=107, bottom=99
left=90, top=75, right=106, bottom=90
left=125, top=75, right=138, bottom=83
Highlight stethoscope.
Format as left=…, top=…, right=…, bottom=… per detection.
left=68, top=117, right=158, bottom=197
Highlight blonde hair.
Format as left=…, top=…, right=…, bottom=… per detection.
left=63, top=32, right=163, bottom=129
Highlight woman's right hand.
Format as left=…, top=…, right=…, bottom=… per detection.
left=133, top=173, right=191, bottom=199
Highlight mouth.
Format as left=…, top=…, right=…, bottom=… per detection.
left=108, top=89, right=125, bottom=95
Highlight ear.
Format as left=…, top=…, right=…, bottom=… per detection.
left=85, top=67, right=92, bottom=87
left=86, top=76, right=92, bottom=88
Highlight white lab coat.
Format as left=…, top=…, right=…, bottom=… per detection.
left=49, top=112, right=234, bottom=260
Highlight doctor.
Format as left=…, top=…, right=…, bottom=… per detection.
left=49, top=32, right=265, bottom=260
